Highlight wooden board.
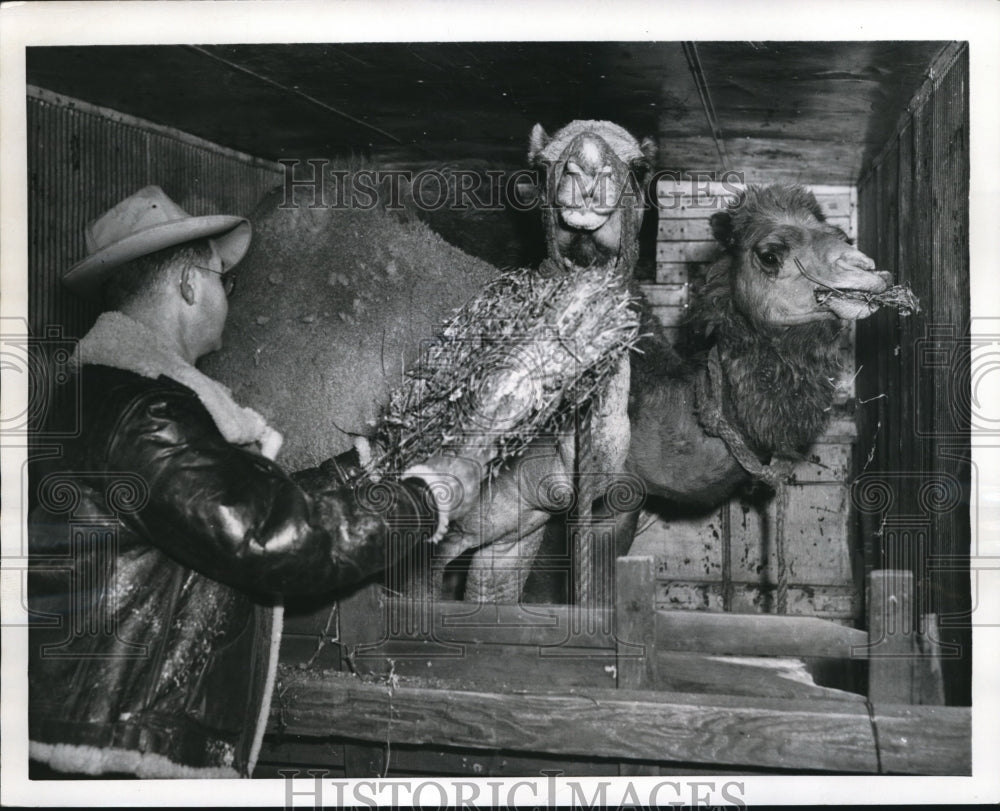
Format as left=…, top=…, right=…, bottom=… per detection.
left=288, top=598, right=869, bottom=658
left=652, top=581, right=859, bottom=620
left=657, top=218, right=713, bottom=242
left=654, top=181, right=855, bottom=219
left=655, top=241, right=716, bottom=264
left=875, top=705, right=971, bottom=776
left=649, top=304, right=686, bottom=329
left=929, top=49, right=971, bottom=708
left=655, top=262, right=691, bottom=285
left=615, top=556, right=657, bottom=690
left=655, top=610, right=867, bottom=659
left=655, top=652, right=863, bottom=702
left=270, top=668, right=970, bottom=774
left=895, top=118, right=918, bottom=523
left=256, top=734, right=645, bottom=779
left=281, top=641, right=863, bottom=704
left=639, top=283, right=688, bottom=308
left=867, top=570, right=917, bottom=704
left=633, top=486, right=855, bottom=609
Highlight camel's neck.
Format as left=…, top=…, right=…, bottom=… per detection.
left=714, top=310, right=842, bottom=457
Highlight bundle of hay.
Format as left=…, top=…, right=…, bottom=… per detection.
left=369, top=260, right=641, bottom=476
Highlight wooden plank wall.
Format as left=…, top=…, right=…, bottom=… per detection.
left=633, top=180, right=861, bottom=621
left=854, top=44, right=970, bottom=706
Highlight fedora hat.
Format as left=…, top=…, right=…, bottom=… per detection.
left=62, top=185, right=251, bottom=296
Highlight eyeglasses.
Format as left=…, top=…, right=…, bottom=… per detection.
left=193, top=264, right=236, bottom=297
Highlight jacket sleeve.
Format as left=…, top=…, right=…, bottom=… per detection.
left=97, top=383, right=439, bottom=595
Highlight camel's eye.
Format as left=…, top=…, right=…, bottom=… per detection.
left=756, top=248, right=783, bottom=274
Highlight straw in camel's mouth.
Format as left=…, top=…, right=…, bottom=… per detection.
left=813, top=287, right=866, bottom=304
left=814, top=286, right=921, bottom=315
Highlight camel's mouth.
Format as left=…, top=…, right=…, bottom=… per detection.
left=813, top=287, right=870, bottom=302
left=561, top=208, right=612, bottom=231
left=814, top=280, right=920, bottom=320
left=810, top=268, right=897, bottom=320
left=814, top=287, right=882, bottom=321
left=814, top=288, right=882, bottom=320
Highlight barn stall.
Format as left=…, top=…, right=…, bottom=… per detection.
left=24, top=41, right=970, bottom=776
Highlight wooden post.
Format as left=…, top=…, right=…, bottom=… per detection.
left=336, top=584, right=390, bottom=777
left=867, top=569, right=917, bottom=704
left=914, top=613, right=946, bottom=705
left=342, top=742, right=386, bottom=778
left=338, top=583, right=390, bottom=678
left=337, top=569, right=460, bottom=670
left=615, top=556, right=657, bottom=689
left=616, top=555, right=658, bottom=776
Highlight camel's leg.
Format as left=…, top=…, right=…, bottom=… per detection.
left=463, top=524, right=548, bottom=604
left=591, top=473, right=646, bottom=558
left=455, top=434, right=574, bottom=604
left=614, top=508, right=642, bottom=557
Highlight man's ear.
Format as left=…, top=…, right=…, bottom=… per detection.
left=180, top=265, right=196, bottom=304
left=639, top=135, right=658, bottom=165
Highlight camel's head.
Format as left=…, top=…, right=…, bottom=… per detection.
left=709, top=185, right=893, bottom=327
left=529, top=120, right=656, bottom=272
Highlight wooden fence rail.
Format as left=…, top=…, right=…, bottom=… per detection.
left=268, top=669, right=969, bottom=775
left=268, top=564, right=967, bottom=775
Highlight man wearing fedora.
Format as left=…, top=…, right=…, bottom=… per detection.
left=28, top=186, right=485, bottom=778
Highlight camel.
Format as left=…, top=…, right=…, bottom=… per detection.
left=469, top=183, right=894, bottom=604
left=440, top=121, right=657, bottom=603
left=626, top=183, right=890, bottom=511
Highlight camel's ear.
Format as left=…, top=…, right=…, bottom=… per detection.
left=629, top=136, right=658, bottom=177
left=528, top=123, right=550, bottom=163
left=639, top=136, right=658, bottom=164
left=710, top=211, right=735, bottom=248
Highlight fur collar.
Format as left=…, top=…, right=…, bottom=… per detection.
left=76, top=311, right=277, bottom=456
left=29, top=741, right=240, bottom=779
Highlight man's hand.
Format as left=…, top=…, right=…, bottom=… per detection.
left=402, top=445, right=493, bottom=542
left=258, top=426, right=284, bottom=460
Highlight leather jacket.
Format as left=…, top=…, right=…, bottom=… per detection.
left=28, top=364, right=438, bottom=777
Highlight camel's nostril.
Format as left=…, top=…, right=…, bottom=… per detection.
left=835, top=250, right=876, bottom=272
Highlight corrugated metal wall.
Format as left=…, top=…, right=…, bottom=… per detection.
left=26, top=86, right=283, bottom=341
left=855, top=43, right=970, bottom=705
